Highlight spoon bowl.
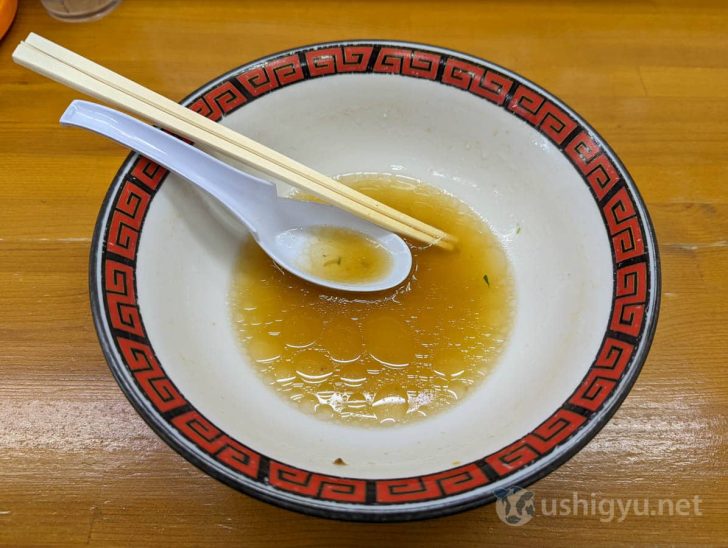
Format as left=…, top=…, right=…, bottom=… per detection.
left=257, top=199, right=413, bottom=292
left=60, top=100, right=412, bottom=292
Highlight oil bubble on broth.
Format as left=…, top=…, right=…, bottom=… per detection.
left=231, top=174, right=515, bottom=426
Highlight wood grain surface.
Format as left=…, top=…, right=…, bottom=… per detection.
left=1, top=0, right=726, bottom=545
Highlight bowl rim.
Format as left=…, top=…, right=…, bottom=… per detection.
left=89, top=39, right=661, bottom=522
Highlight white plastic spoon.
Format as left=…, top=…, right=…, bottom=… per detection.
left=62, top=100, right=412, bottom=292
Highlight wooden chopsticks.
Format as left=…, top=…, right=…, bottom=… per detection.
left=12, top=33, right=456, bottom=250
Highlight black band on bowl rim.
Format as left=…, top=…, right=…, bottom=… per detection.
left=89, top=40, right=660, bottom=522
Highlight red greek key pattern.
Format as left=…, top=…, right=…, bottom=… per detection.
left=171, top=410, right=260, bottom=478
left=188, top=81, right=247, bottom=122
left=104, top=259, right=143, bottom=337
left=564, top=130, right=620, bottom=200
left=570, top=337, right=635, bottom=411
left=372, top=47, right=441, bottom=80
left=237, top=55, right=304, bottom=97
left=130, top=156, right=167, bottom=190
left=611, top=262, right=647, bottom=337
left=594, top=336, right=635, bottom=377
left=106, top=180, right=150, bottom=260
left=117, top=337, right=186, bottom=412
left=603, top=186, right=646, bottom=263
left=268, top=461, right=367, bottom=503
left=97, top=44, right=656, bottom=507
left=486, top=409, right=586, bottom=476
left=441, top=58, right=513, bottom=105
left=507, top=85, right=577, bottom=145
left=306, top=46, right=373, bottom=76
left=376, top=464, right=488, bottom=503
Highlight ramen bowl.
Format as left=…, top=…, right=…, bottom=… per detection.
left=91, top=41, right=660, bottom=521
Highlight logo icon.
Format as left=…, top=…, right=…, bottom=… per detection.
left=495, top=486, right=536, bottom=526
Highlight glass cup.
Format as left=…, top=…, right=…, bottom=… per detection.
left=41, top=0, right=121, bottom=22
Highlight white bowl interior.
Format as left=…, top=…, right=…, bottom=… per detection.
left=136, top=74, right=612, bottom=479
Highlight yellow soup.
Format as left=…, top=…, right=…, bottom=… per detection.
left=295, top=226, right=392, bottom=284
left=231, top=174, right=515, bottom=426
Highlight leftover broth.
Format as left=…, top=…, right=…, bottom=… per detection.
left=231, top=174, right=514, bottom=426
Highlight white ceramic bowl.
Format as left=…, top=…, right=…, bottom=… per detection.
left=91, top=41, right=660, bottom=521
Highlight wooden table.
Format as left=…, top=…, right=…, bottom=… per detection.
left=1, top=1, right=726, bottom=544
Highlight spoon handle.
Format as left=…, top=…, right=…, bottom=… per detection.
left=60, top=100, right=277, bottom=235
